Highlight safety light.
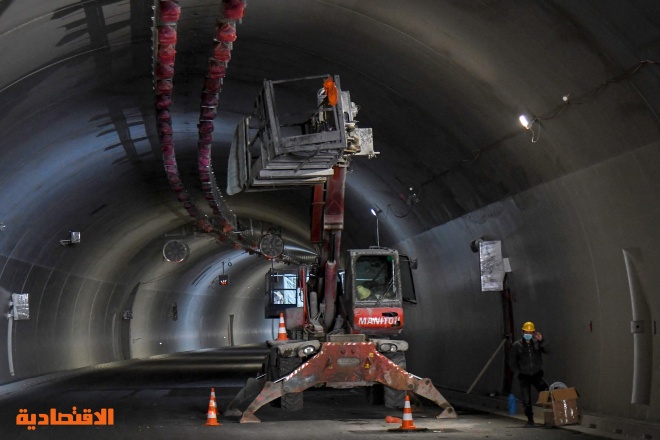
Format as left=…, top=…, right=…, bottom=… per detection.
left=518, top=115, right=531, bottom=129
left=299, top=345, right=316, bottom=357
left=379, top=343, right=397, bottom=353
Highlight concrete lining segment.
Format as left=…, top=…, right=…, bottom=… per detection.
left=0, top=349, right=218, bottom=400
left=0, top=359, right=141, bottom=400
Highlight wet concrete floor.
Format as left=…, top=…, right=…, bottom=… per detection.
left=0, top=345, right=617, bottom=440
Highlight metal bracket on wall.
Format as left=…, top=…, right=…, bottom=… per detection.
left=631, top=320, right=645, bottom=333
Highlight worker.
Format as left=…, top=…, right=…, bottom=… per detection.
left=508, top=321, right=549, bottom=427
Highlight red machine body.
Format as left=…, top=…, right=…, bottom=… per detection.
left=224, top=75, right=456, bottom=423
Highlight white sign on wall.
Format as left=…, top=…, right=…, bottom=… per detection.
left=480, top=241, right=505, bottom=291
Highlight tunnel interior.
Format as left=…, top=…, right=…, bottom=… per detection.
left=0, top=0, right=659, bottom=429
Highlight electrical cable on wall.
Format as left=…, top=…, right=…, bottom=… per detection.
left=418, top=59, right=659, bottom=190
left=382, top=60, right=658, bottom=220
left=537, top=59, right=659, bottom=122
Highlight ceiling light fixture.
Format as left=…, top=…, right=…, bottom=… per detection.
left=518, top=114, right=540, bottom=143
left=518, top=115, right=531, bottom=129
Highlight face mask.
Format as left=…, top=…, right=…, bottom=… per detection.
left=523, top=334, right=533, bottom=341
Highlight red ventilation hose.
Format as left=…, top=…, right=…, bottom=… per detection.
left=154, top=1, right=297, bottom=261
left=154, top=1, right=203, bottom=223
left=195, top=2, right=244, bottom=230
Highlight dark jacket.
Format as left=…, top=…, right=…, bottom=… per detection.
left=508, top=338, right=548, bottom=375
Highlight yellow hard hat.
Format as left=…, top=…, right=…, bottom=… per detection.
left=522, top=321, right=535, bottom=332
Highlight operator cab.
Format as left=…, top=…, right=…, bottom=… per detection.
left=354, top=254, right=397, bottom=304
left=344, top=248, right=404, bottom=336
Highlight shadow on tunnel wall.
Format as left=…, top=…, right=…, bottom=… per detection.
left=0, top=1, right=13, bottom=19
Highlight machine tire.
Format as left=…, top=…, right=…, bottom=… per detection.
left=265, top=348, right=280, bottom=408
left=366, top=383, right=384, bottom=405
left=383, top=351, right=407, bottom=409
left=265, top=347, right=279, bottom=381
left=278, top=356, right=303, bottom=411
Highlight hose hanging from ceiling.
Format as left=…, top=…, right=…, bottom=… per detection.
left=196, top=1, right=244, bottom=235
left=154, top=1, right=210, bottom=229
left=153, top=1, right=300, bottom=263
left=153, top=1, right=235, bottom=239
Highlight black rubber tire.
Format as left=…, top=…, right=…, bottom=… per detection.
left=265, top=348, right=279, bottom=381
left=366, top=383, right=385, bottom=405
left=265, top=348, right=280, bottom=408
left=384, top=351, right=407, bottom=409
left=278, top=356, right=303, bottom=411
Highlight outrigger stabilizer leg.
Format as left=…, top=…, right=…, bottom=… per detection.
left=235, top=342, right=457, bottom=423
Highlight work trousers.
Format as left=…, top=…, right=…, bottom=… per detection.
left=518, top=371, right=548, bottom=421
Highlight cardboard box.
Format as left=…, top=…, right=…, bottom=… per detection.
left=537, top=387, right=579, bottom=426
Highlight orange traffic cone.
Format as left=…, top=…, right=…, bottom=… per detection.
left=205, top=392, right=221, bottom=426
left=399, top=395, right=417, bottom=430
left=388, top=394, right=428, bottom=432
left=209, top=388, right=218, bottom=413
left=276, top=312, right=288, bottom=341
left=385, top=416, right=402, bottom=423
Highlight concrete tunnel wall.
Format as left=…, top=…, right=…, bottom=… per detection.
left=0, top=237, right=277, bottom=382
left=0, top=0, right=659, bottom=431
left=398, top=139, right=660, bottom=422
left=2, top=138, right=659, bottom=425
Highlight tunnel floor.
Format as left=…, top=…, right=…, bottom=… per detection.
left=0, top=346, right=619, bottom=440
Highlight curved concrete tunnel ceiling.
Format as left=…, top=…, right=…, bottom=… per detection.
left=1, top=0, right=659, bottom=426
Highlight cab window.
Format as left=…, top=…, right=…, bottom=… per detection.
left=354, top=255, right=395, bottom=302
